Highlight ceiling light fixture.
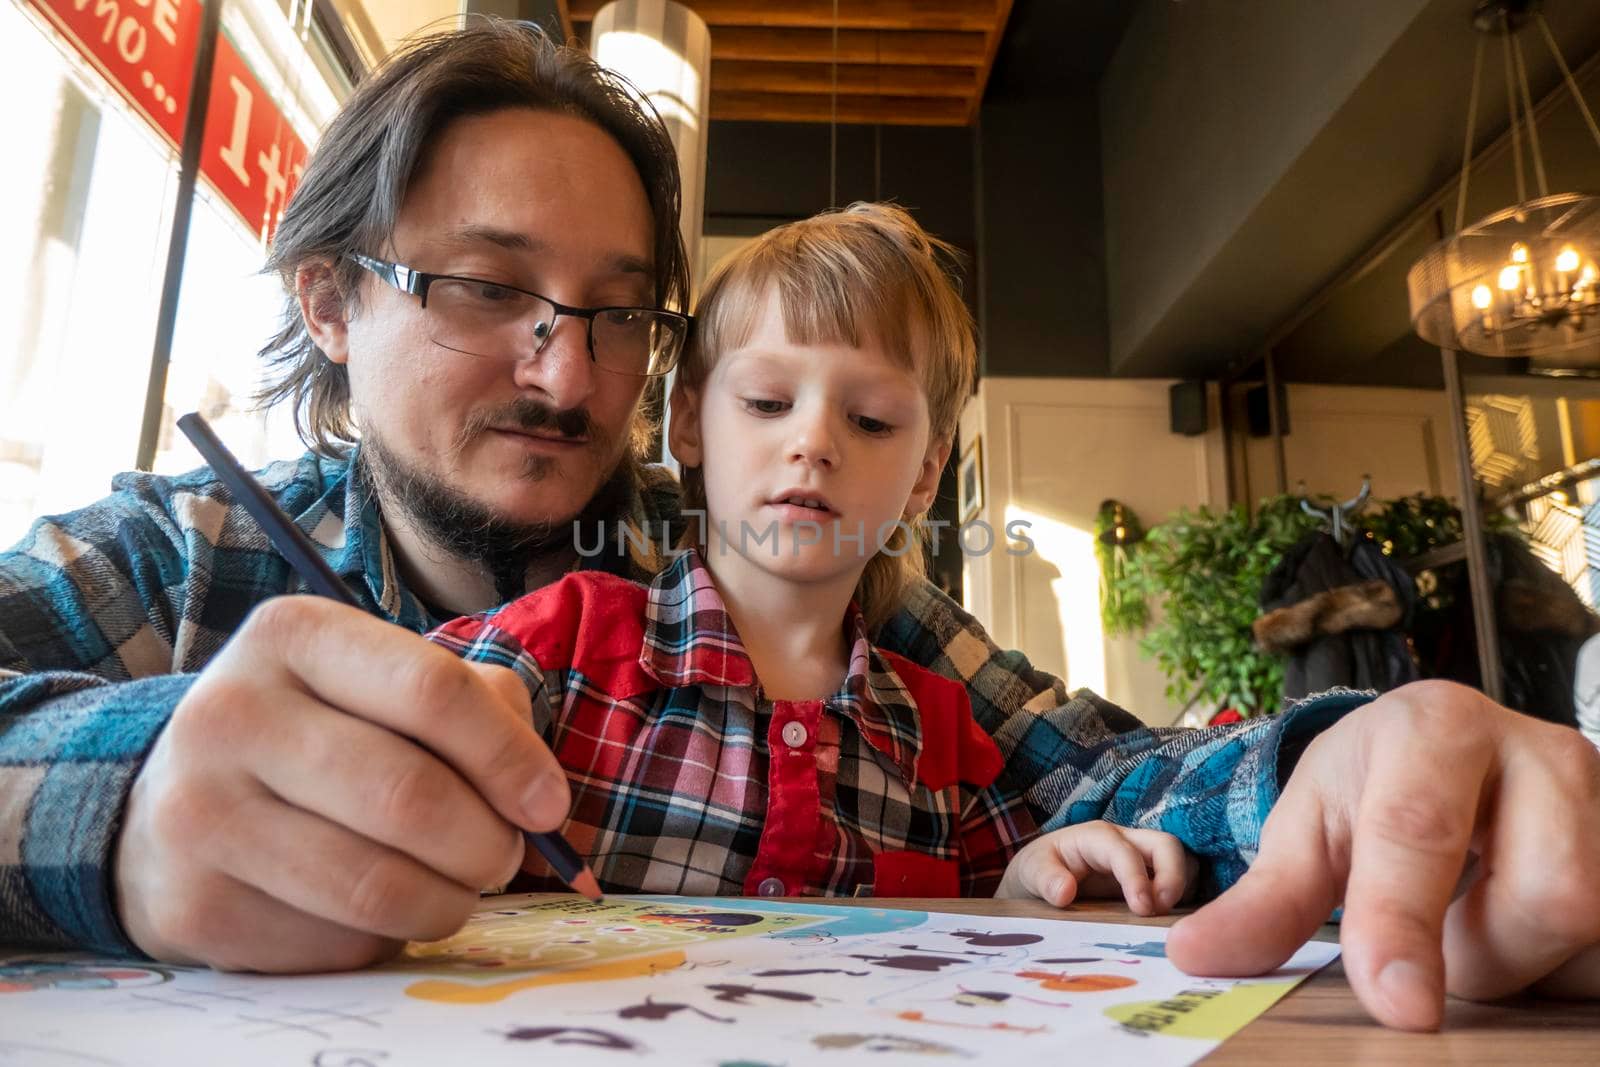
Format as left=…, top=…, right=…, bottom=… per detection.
left=1408, top=0, right=1600, bottom=362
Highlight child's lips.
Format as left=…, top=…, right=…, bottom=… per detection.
left=766, top=500, right=838, bottom=522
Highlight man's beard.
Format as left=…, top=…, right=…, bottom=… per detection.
left=360, top=397, right=633, bottom=602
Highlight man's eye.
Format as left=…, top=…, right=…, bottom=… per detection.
left=745, top=399, right=789, bottom=415
left=471, top=282, right=519, bottom=303
left=855, top=415, right=893, bottom=435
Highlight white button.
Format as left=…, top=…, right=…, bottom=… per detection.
left=757, top=877, right=786, bottom=897
left=781, top=721, right=808, bottom=748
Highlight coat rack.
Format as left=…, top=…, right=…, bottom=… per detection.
left=1299, top=476, right=1373, bottom=548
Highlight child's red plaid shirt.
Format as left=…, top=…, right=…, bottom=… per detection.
left=427, top=548, right=1032, bottom=898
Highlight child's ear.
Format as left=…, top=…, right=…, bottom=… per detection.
left=296, top=260, right=351, bottom=364
left=903, top=435, right=953, bottom=518
left=667, top=381, right=704, bottom=468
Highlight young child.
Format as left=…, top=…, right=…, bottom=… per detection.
left=428, top=203, right=1196, bottom=913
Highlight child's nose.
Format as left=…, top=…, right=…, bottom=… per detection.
left=788, top=412, right=841, bottom=469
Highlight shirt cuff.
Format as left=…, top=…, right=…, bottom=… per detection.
left=6, top=673, right=196, bottom=956
left=1217, top=687, right=1376, bottom=891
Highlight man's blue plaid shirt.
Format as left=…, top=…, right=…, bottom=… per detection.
left=0, top=448, right=1367, bottom=955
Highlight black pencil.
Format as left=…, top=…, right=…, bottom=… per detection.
left=176, top=412, right=603, bottom=903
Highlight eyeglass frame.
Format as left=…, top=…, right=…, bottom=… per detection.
left=347, top=253, right=692, bottom=378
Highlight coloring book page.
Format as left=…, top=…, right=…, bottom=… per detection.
left=0, top=894, right=1339, bottom=1066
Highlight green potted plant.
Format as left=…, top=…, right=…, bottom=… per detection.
left=1116, top=496, right=1319, bottom=717
left=1109, top=492, right=1495, bottom=718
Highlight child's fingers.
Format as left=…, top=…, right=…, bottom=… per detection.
left=1118, top=829, right=1199, bottom=912
left=994, top=837, right=1081, bottom=906
left=1072, top=825, right=1159, bottom=914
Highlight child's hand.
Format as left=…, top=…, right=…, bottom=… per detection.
left=995, top=822, right=1199, bottom=916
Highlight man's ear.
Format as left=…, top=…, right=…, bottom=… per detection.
left=667, top=381, right=704, bottom=468
left=296, top=260, right=351, bottom=364
left=904, top=435, right=953, bottom=518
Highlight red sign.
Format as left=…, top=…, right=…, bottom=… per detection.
left=25, top=0, right=310, bottom=240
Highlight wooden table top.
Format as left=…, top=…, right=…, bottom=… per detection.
left=789, top=895, right=1599, bottom=1065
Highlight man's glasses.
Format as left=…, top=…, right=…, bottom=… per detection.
left=349, top=254, right=691, bottom=378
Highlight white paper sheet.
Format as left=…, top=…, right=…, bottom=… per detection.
left=0, top=894, right=1339, bottom=1066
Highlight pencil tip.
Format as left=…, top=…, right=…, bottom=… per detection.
left=572, top=869, right=603, bottom=902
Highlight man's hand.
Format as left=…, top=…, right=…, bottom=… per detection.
left=1166, top=680, right=1600, bottom=1030
left=996, top=822, right=1198, bottom=916
left=113, top=596, right=570, bottom=972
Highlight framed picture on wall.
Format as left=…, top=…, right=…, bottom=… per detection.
left=958, top=435, right=984, bottom=524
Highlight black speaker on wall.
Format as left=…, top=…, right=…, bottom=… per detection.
left=1169, top=381, right=1207, bottom=436
left=1245, top=381, right=1290, bottom=437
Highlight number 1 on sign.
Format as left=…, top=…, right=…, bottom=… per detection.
left=219, top=74, right=252, bottom=187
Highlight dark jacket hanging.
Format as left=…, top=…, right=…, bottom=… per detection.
left=1253, top=532, right=1420, bottom=701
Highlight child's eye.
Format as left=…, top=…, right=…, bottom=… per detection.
left=854, top=415, right=893, bottom=435
left=743, top=398, right=789, bottom=415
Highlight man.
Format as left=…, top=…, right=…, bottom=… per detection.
left=0, top=20, right=1594, bottom=1031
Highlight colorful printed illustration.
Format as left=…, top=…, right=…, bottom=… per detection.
left=0, top=895, right=1339, bottom=1067
left=1094, top=940, right=1169, bottom=959
left=397, top=897, right=823, bottom=977
left=942, top=930, right=1045, bottom=948
left=0, top=958, right=172, bottom=994
left=1014, top=970, right=1139, bottom=993
left=812, top=1032, right=971, bottom=1056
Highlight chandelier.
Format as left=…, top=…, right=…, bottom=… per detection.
left=1407, top=0, right=1600, bottom=362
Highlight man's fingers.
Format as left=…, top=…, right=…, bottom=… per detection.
left=155, top=875, right=404, bottom=974
left=242, top=598, right=570, bottom=831
left=1167, top=770, right=1341, bottom=979
left=209, top=790, right=481, bottom=943
left=1339, top=705, right=1493, bottom=1032
left=1441, top=723, right=1600, bottom=1002
left=1532, top=943, right=1600, bottom=1000
left=249, top=692, right=524, bottom=890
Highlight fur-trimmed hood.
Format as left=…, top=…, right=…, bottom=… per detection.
left=1253, top=580, right=1402, bottom=653
left=1501, top=576, right=1600, bottom=639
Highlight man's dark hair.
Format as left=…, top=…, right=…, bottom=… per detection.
left=257, top=18, right=689, bottom=455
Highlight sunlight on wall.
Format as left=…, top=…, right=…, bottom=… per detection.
left=1004, top=504, right=1107, bottom=697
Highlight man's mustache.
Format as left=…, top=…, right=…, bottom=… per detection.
left=461, top=399, right=598, bottom=445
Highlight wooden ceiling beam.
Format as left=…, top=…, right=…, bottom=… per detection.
left=711, top=59, right=974, bottom=97
left=966, top=0, right=1013, bottom=123
left=569, top=0, right=1001, bottom=34
left=709, top=90, right=969, bottom=125
left=697, top=27, right=989, bottom=67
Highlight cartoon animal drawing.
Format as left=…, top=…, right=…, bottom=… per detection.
left=942, top=930, right=1045, bottom=948
left=503, top=1026, right=643, bottom=1050
left=894, top=1010, right=1047, bottom=1035
left=943, top=987, right=1072, bottom=1009
left=1014, top=970, right=1137, bottom=993
left=616, top=995, right=733, bottom=1023
left=846, top=953, right=969, bottom=973
left=750, top=968, right=870, bottom=978
left=704, top=984, right=827, bottom=1006
left=1093, top=940, right=1167, bottom=958
left=812, top=1032, right=967, bottom=1056
left=636, top=910, right=765, bottom=932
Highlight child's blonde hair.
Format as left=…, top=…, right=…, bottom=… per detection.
left=673, top=201, right=977, bottom=633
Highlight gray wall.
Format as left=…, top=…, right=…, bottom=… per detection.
left=1099, top=0, right=1432, bottom=376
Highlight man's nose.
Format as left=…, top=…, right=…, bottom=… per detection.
left=511, top=313, right=597, bottom=409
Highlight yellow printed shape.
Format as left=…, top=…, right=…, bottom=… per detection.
left=405, top=950, right=687, bottom=1004
left=1103, top=981, right=1298, bottom=1040
left=397, top=897, right=822, bottom=976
